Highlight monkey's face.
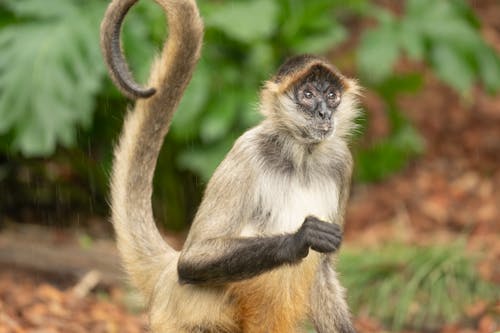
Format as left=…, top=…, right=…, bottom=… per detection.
left=262, top=57, right=359, bottom=143
left=287, top=66, right=344, bottom=143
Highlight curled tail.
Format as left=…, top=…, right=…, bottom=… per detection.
left=100, top=0, right=203, bottom=299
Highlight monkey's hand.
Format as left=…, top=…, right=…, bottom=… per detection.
left=291, top=216, right=343, bottom=259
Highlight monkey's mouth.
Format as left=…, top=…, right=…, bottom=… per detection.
left=296, top=120, right=334, bottom=143
left=307, top=121, right=334, bottom=142
left=318, top=122, right=332, bottom=132
left=315, top=121, right=334, bottom=135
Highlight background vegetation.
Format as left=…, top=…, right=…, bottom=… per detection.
left=0, top=0, right=500, bottom=228
left=1, top=0, right=499, bottom=228
left=0, top=0, right=498, bottom=332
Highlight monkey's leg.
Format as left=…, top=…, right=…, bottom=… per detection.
left=309, top=256, right=356, bottom=333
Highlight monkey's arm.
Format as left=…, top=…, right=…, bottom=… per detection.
left=178, top=235, right=297, bottom=285
left=178, top=216, right=342, bottom=285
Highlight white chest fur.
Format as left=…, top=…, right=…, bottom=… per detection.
left=255, top=172, right=339, bottom=234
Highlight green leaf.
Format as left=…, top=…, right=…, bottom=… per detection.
left=398, top=20, right=424, bottom=60
left=247, top=43, right=275, bottom=77
left=406, top=0, right=479, bottom=51
left=475, top=47, right=500, bottom=92
left=355, top=122, right=424, bottom=182
left=400, top=0, right=500, bottom=94
left=0, top=0, right=105, bottom=156
left=405, top=0, right=434, bottom=16
left=121, top=0, right=165, bottom=83
left=423, top=19, right=479, bottom=51
left=376, top=73, right=424, bottom=100
left=3, top=0, right=77, bottom=19
left=171, top=61, right=211, bottom=141
left=358, top=21, right=400, bottom=83
left=291, top=26, right=346, bottom=54
left=430, top=44, right=475, bottom=93
left=200, top=91, right=239, bottom=143
left=178, top=138, right=235, bottom=181
left=205, top=0, right=278, bottom=43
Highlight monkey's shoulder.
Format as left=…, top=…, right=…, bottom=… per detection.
left=211, top=124, right=352, bottom=186
left=247, top=124, right=352, bottom=180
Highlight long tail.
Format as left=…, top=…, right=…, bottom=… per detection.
left=100, top=0, right=203, bottom=299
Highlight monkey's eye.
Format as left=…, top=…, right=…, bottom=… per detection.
left=303, top=90, right=313, bottom=99
left=326, top=91, right=341, bottom=106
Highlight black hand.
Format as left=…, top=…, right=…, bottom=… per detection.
left=293, top=215, right=343, bottom=258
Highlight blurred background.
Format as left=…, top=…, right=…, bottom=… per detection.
left=0, top=0, right=499, bottom=332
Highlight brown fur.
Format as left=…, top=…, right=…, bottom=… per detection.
left=229, top=254, right=320, bottom=333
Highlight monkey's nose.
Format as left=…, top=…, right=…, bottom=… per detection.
left=318, top=105, right=331, bottom=120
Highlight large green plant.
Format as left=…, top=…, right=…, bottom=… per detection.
left=355, top=0, right=500, bottom=181
left=358, top=0, right=500, bottom=93
left=0, top=0, right=105, bottom=155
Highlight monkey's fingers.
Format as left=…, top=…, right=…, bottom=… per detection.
left=311, top=221, right=342, bottom=236
left=306, top=229, right=342, bottom=253
left=304, top=216, right=342, bottom=236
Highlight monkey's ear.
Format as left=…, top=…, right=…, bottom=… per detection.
left=100, top=0, right=156, bottom=99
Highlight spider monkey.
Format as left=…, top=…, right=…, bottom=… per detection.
left=101, top=0, right=360, bottom=332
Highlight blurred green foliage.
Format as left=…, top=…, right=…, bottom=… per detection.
left=358, top=0, right=500, bottom=93
left=338, top=241, right=499, bottom=331
left=0, top=0, right=104, bottom=155
left=0, top=0, right=499, bottom=226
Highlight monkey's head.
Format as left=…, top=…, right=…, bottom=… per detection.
left=261, top=55, right=360, bottom=144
